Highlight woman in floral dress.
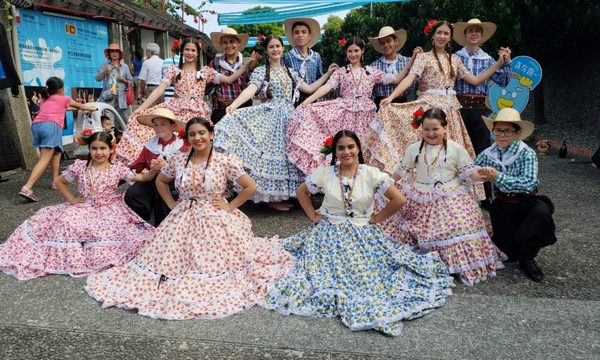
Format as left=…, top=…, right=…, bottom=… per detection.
left=214, top=35, right=335, bottom=211
left=86, top=118, right=293, bottom=320
left=364, top=20, right=509, bottom=174
left=378, top=108, right=506, bottom=286
left=261, top=130, right=453, bottom=337
left=116, top=38, right=257, bottom=164
left=286, top=37, right=411, bottom=176
left=0, top=132, right=156, bottom=280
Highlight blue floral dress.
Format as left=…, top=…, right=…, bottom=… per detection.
left=261, top=164, right=453, bottom=336
left=214, top=65, right=303, bottom=203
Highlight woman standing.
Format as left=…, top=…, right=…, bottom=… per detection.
left=96, top=43, right=133, bottom=123
left=116, top=38, right=257, bottom=164
left=214, top=35, right=334, bottom=211
left=86, top=118, right=293, bottom=319
left=262, top=130, right=453, bottom=336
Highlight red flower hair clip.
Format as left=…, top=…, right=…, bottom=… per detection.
left=338, top=38, right=347, bottom=47
left=320, top=136, right=334, bottom=155
left=171, top=40, right=181, bottom=54
left=423, top=19, right=438, bottom=36
left=411, top=108, right=425, bottom=129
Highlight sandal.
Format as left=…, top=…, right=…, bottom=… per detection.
left=267, top=202, right=290, bottom=211
left=50, top=181, right=58, bottom=190
left=18, top=186, right=38, bottom=202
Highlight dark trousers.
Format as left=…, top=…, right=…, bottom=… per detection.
left=460, top=106, right=494, bottom=200
left=211, top=99, right=253, bottom=124
left=592, top=145, right=600, bottom=167
left=490, top=195, right=557, bottom=260
left=124, top=178, right=170, bottom=227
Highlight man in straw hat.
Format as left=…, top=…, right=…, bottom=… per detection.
left=475, top=108, right=557, bottom=282
left=125, top=108, right=187, bottom=226
left=282, top=17, right=338, bottom=105
left=369, top=26, right=421, bottom=109
left=96, top=43, right=133, bottom=122
left=209, top=27, right=259, bottom=124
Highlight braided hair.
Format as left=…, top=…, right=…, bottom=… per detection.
left=263, top=35, right=296, bottom=100
left=344, top=37, right=370, bottom=75
left=184, top=117, right=214, bottom=169
left=330, top=129, right=365, bottom=166
left=175, top=38, right=203, bottom=84
left=427, top=21, right=456, bottom=80
left=85, top=131, right=114, bottom=167
left=414, top=107, right=448, bottom=165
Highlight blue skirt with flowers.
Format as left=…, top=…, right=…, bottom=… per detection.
left=261, top=219, right=453, bottom=336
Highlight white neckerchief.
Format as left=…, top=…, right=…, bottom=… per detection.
left=144, top=135, right=184, bottom=160
left=482, top=141, right=528, bottom=172
left=379, top=54, right=401, bottom=74
left=289, top=47, right=315, bottom=80
left=456, top=47, right=493, bottom=73
left=217, top=53, right=243, bottom=73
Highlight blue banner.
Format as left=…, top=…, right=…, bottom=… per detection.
left=17, top=9, right=109, bottom=138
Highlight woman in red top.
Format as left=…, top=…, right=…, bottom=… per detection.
left=19, top=77, right=97, bottom=202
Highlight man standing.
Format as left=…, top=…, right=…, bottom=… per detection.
left=475, top=108, right=557, bottom=282
left=138, top=43, right=164, bottom=103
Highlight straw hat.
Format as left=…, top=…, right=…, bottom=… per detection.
left=368, top=26, right=407, bottom=54
left=137, top=108, right=185, bottom=129
left=482, top=108, right=534, bottom=140
left=210, top=28, right=249, bottom=53
left=453, top=19, right=497, bottom=47
left=103, top=43, right=124, bottom=60
left=283, top=17, right=321, bottom=48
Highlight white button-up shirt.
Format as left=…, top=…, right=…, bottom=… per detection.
left=139, top=55, right=164, bottom=85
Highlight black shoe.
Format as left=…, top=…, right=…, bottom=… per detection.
left=518, top=258, right=544, bottom=282
left=479, top=199, right=493, bottom=212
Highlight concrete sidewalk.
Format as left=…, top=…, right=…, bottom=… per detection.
left=0, top=153, right=599, bottom=359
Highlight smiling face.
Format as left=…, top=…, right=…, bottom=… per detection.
left=432, top=23, right=452, bottom=50
left=465, top=25, right=483, bottom=47
left=335, top=136, right=360, bottom=167
left=187, top=123, right=214, bottom=153
left=266, top=37, right=284, bottom=61
left=152, top=118, right=177, bottom=141
left=421, top=118, right=447, bottom=146
left=292, top=23, right=311, bottom=48
left=346, top=44, right=364, bottom=65
left=220, top=35, right=241, bottom=56
left=89, top=139, right=112, bottom=165
left=182, top=41, right=199, bottom=64
left=377, top=35, right=399, bottom=56
left=492, top=122, right=520, bottom=149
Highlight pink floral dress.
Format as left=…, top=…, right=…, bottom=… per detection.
left=116, top=65, right=217, bottom=163
left=85, top=151, right=293, bottom=320
left=0, top=160, right=154, bottom=280
left=286, top=65, right=394, bottom=175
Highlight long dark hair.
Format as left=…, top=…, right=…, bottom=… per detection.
left=40, top=77, right=64, bottom=100
left=427, top=20, right=456, bottom=80
left=176, top=38, right=203, bottom=83
left=415, top=107, right=448, bottom=164
left=264, top=35, right=296, bottom=100
left=86, top=131, right=114, bottom=167
left=184, top=117, right=214, bottom=168
left=330, top=129, right=365, bottom=165
left=344, top=37, right=370, bottom=75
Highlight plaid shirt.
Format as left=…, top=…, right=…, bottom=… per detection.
left=282, top=48, right=323, bottom=85
left=209, top=54, right=250, bottom=100
left=370, top=54, right=413, bottom=97
left=455, top=48, right=512, bottom=95
left=475, top=140, right=539, bottom=193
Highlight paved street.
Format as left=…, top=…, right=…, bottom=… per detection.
left=0, top=153, right=598, bottom=359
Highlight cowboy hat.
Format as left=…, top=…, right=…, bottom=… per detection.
left=453, top=19, right=497, bottom=47
left=283, top=17, right=321, bottom=48
left=368, top=26, right=407, bottom=54
left=104, top=43, right=124, bottom=60
left=482, top=107, right=535, bottom=140
left=137, top=108, right=185, bottom=130
left=210, top=28, right=249, bottom=53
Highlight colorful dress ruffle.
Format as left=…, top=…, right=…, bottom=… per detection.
left=378, top=141, right=506, bottom=286
left=261, top=165, right=453, bottom=336
left=85, top=152, right=293, bottom=319
left=286, top=66, right=394, bottom=175
left=0, top=161, right=153, bottom=280
left=116, top=65, right=216, bottom=163
left=214, top=65, right=304, bottom=203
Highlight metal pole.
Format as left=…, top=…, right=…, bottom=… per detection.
left=181, top=0, right=184, bottom=22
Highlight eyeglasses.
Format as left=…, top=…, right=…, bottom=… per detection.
left=492, top=128, right=517, bottom=136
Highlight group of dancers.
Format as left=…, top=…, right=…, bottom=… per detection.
left=3, top=18, right=557, bottom=336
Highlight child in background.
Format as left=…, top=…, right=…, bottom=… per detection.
left=1, top=132, right=160, bottom=280
left=19, top=77, right=97, bottom=201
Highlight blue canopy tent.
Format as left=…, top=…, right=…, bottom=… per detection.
left=245, top=35, right=323, bottom=48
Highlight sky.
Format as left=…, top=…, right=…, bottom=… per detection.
left=181, top=1, right=350, bottom=35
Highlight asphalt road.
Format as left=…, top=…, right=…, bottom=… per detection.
left=0, top=151, right=598, bottom=359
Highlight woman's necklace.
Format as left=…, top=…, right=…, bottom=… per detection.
left=190, top=152, right=209, bottom=198
left=349, top=67, right=364, bottom=97
left=338, top=164, right=359, bottom=217
left=85, top=163, right=109, bottom=199
left=423, top=143, right=443, bottom=178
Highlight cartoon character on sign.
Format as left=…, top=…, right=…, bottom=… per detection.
left=485, top=55, right=542, bottom=116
